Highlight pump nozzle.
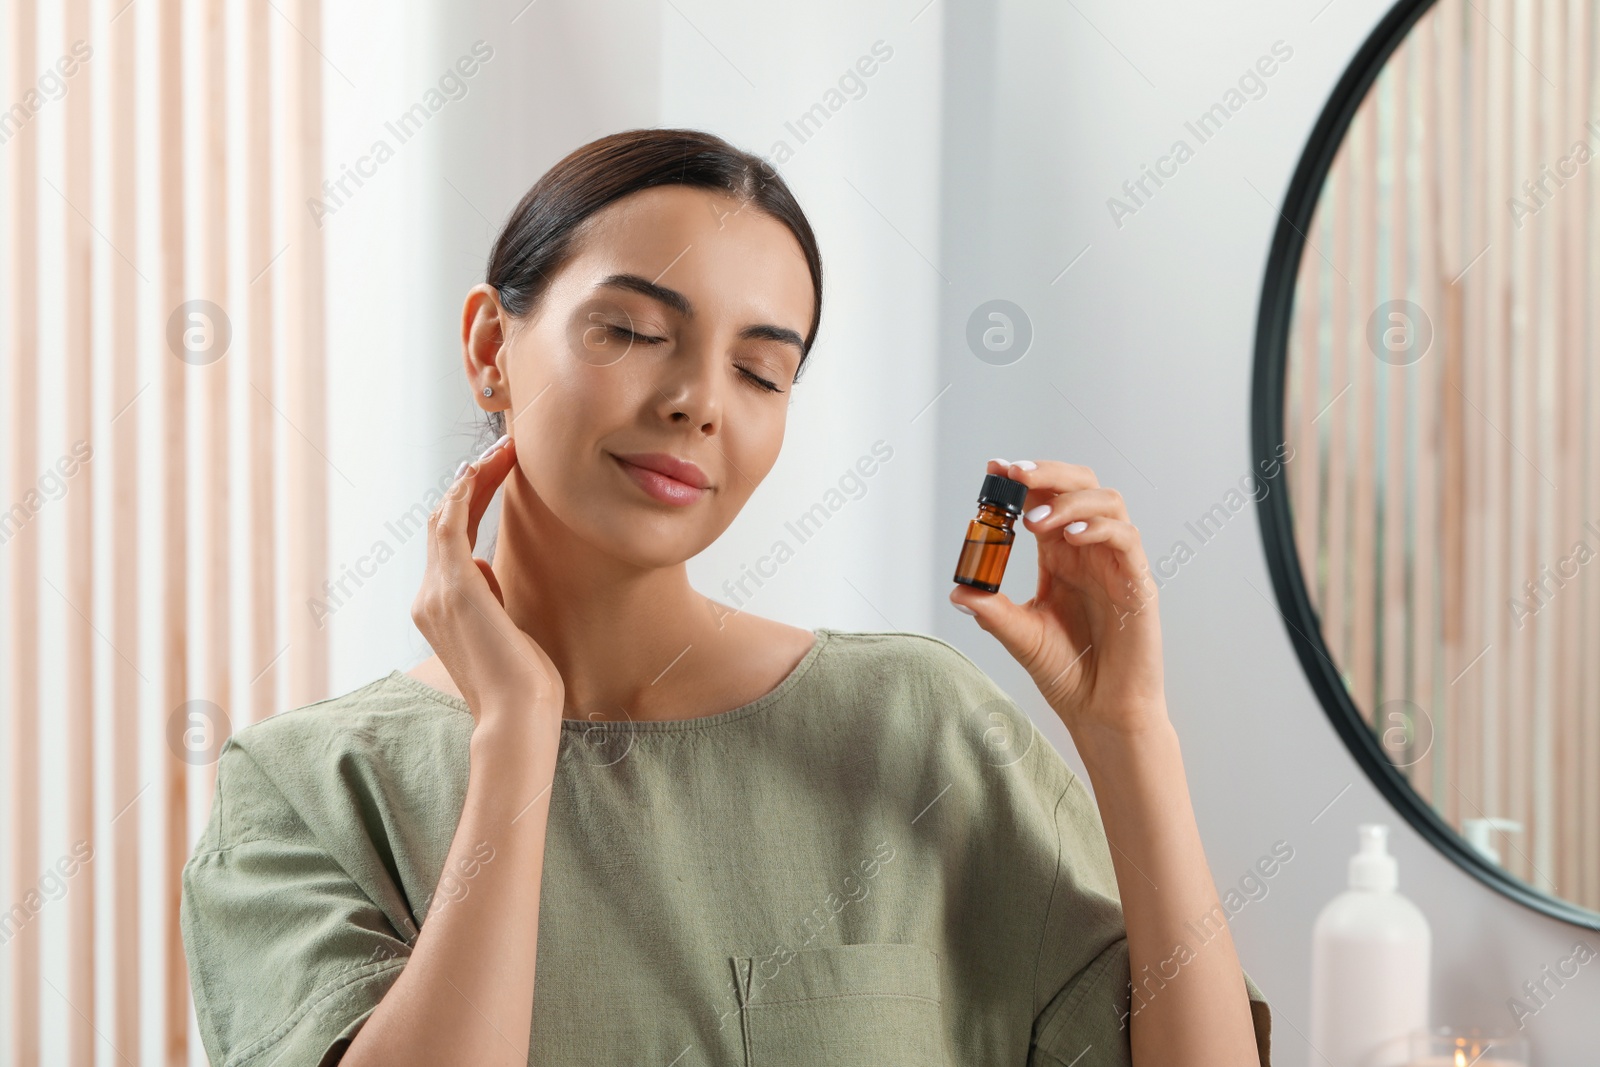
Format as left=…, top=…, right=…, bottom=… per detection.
left=1348, top=823, right=1398, bottom=891
left=1462, top=817, right=1521, bottom=866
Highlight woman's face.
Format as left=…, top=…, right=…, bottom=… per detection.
left=469, top=184, right=816, bottom=569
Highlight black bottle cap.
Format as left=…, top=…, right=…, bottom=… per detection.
left=978, top=473, right=1029, bottom=516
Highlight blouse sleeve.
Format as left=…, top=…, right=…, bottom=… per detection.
left=180, top=737, right=414, bottom=1067
left=1027, top=772, right=1274, bottom=1067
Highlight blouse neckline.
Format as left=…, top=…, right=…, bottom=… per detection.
left=384, top=627, right=833, bottom=733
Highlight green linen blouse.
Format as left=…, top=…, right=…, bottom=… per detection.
left=180, top=627, right=1273, bottom=1066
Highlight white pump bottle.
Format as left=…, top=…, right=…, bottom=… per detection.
left=1308, top=824, right=1431, bottom=1067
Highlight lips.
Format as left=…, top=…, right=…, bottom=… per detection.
left=609, top=451, right=711, bottom=506
left=610, top=452, right=710, bottom=489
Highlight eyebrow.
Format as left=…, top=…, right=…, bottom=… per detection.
left=596, top=272, right=806, bottom=353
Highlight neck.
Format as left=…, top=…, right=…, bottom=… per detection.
left=487, top=464, right=740, bottom=721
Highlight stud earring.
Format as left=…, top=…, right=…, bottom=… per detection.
left=482, top=386, right=493, bottom=397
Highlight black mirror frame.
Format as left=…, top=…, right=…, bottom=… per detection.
left=1250, top=0, right=1600, bottom=931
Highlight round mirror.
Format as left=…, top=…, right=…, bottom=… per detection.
left=1254, top=0, right=1600, bottom=928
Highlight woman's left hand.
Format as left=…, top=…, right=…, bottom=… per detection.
left=949, top=459, right=1168, bottom=744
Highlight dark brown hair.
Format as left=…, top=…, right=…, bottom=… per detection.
left=480, top=128, right=824, bottom=439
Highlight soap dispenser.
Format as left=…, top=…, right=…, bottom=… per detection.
left=1308, top=824, right=1431, bottom=1067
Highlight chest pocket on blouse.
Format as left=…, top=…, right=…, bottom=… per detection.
left=730, top=941, right=945, bottom=1066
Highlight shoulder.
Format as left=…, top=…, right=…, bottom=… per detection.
left=813, top=626, right=1009, bottom=700
left=225, top=669, right=468, bottom=757
left=196, top=671, right=472, bottom=853
left=221, top=671, right=471, bottom=791
left=811, top=627, right=1077, bottom=804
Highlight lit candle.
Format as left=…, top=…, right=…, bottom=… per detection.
left=1397, top=1028, right=1529, bottom=1067
left=1401, top=1045, right=1527, bottom=1067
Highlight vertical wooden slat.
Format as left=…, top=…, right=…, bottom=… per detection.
left=1329, top=145, right=1352, bottom=675
left=1582, top=0, right=1600, bottom=911
left=285, top=0, right=330, bottom=708
left=1552, top=0, right=1582, bottom=900
left=1295, top=202, right=1323, bottom=618
left=1413, top=5, right=1441, bottom=808
left=1439, top=0, right=1470, bottom=833
left=1504, top=0, right=1527, bottom=880
left=1560, top=0, right=1587, bottom=909
left=1508, top=0, right=1539, bottom=886
left=63, top=0, right=97, bottom=1061
left=1483, top=0, right=1512, bottom=847
left=1464, top=0, right=1492, bottom=843
left=5, top=0, right=42, bottom=1062
left=248, top=0, right=277, bottom=729
left=1353, top=88, right=1380, bottom=717
left=1528, top=0, right=1552, bottom=894
left=109, top=0, right=142, bottom=1055
left=160, top=0, right=191, bottom=1060
left=1521, top=0, right=1543, bottom=885
left=1384, top=43, right=1411, bottom=782
left=202, top=0, right=231, bottom=805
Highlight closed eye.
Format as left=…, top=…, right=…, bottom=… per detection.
left=738, top=367, right=783, bottom=394
left=607, top=324, right=664, bottom=344
left=609, top=325, right=786, bottom=394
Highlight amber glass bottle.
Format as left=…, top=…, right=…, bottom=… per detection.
left=952, top=473, right=1029, bottom=592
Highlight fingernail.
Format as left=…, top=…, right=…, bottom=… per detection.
left=479, top=433, right=510, bottom=461
left=1014, top=460, right=1037, bottom=471
left=989, top=457, right=1011, bottom=468
left=1025, top=504, right=1052, bottom=522
left=952, top=602, right=977, bottom=616
left=1065, top=520, right=1087, bottom=534
left=454, top=461, right=470, bottom=481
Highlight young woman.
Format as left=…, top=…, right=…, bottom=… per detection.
left=180, top=128, right=1272, bottom=1066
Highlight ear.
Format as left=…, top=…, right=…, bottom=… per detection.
left=462, top=283, right=508, bottom=410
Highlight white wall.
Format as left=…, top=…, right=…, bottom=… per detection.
left=321, top=0, right=667, bottom=687
left=315, top=0, right=1600, bottom=1064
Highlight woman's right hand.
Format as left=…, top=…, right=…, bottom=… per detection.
left=412, top=433, right=565, bottom=736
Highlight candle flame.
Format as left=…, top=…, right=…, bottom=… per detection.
left=1454, top=1051, right=1466, bottom=1067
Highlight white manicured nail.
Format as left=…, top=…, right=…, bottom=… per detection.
left=454, top=461, right=470, bottom=481
left=1014, top=460, right=1037, bottom=471
left=952, top=602, right=976, bottom=615
left=1065, top=520, right=1088, bottom=534
left=1025, top=504, right=1052, bottom=522
left=479, top=433, right=510, bottom=461
left=989, top=457, right=1011, bottom=468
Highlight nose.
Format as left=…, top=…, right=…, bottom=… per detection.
left=652, top=343, right=722, bottom=434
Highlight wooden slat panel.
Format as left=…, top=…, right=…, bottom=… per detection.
left=109, top=0, right=143, bottom=1055
left=1353, top=88, right=1379, bottom=717
left=1283, top=0, right=1600, bottom=905
left=1552, top=0, right=1582, bottom=900
left=160, top=0, right=191, bottom=1059
left=201, top=0, right=231, bottom=806
left=63, top=0, right=97, bottom=1061
left=1463, top=0, right=1493, bottom=846
left=1433, top=0, right=1465, bottom=831
left=1507, top=0, right=1538, bottom=887
left=6, top=0, right=42, bottom=1062
left=284, top=0, right=330, bottom=708
left=2, top=0, right=342, bottom=1046
left=248, top=0, right=278, bottom=729
left=1581, top=0, right=1600, bottom=912
left=1383, top=42, right=1411, bottom=784
left=1413, top=4, right=1440, bottom=808
left=1483, top=0, right=1512, bottom=851
left=1328, top=141, right=1352, bottom=676
left=1294, top=206, right=1322, bottom=604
